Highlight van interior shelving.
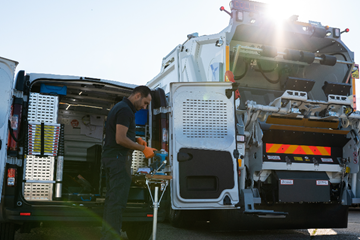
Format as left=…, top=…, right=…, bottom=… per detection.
left=23, top=80, right=148, bottom=204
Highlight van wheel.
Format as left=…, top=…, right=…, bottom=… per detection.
left=125, top=222, right=152, bottom=240
left=0, top=223, right=17, bottom=240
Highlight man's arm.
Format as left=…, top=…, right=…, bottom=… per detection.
left=116, top=124, right=145, bottom=151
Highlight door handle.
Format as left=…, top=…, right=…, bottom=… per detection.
left=178, top=152, right=193, bottom=162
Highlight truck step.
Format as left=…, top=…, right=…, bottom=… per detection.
left=243, top=209, right=288, bottom=218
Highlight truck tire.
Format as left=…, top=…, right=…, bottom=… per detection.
left=125, top=222, right=152, bottom=240
left=0, top=223, right=17, bottom=240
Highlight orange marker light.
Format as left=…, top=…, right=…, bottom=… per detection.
left=7, top=168, right=16, bottom=187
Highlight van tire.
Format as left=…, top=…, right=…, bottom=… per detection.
left=0, top=223, right=17, bottom=240
left=125, top=222, right=152, bottom=240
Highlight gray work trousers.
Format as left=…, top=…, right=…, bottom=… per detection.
left=101, top=153, right=132, bottom=240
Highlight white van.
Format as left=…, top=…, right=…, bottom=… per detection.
left=0, top=56, right=164, bottom=240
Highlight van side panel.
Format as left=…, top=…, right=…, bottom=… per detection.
left=0, top=57, right=18, bottom=203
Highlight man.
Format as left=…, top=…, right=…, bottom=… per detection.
left=101, top=86, right=157, bottom=240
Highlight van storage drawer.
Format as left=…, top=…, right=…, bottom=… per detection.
left=28, top=93, right=58, bottom=123
left=24, top=155, right=55, bottom=181
left=23, top=155, right=55, bottom=201
left=23, top=182, right=53, bottom=201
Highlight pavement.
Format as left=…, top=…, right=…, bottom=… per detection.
left=15, top=210, right=360, bottom=240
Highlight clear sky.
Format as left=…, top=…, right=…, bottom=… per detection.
left=1, top=0, right=359, bottom=87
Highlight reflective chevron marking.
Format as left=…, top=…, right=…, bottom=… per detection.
left=266, top=143, right=331, bottom=156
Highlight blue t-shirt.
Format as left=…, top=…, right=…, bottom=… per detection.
left=102, top=98, right=136, bottom=158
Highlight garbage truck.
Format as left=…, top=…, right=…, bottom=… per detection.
left=146, top=0, right=360, bottom=230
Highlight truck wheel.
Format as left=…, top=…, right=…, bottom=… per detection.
left=168, top=208, right=193, bottom=228
left=125, top=222, right=152, bottom=240
left=0, top=223, right=17, bottom=240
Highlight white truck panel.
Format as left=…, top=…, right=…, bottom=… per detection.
left=147, top=47, right=180, bottom=93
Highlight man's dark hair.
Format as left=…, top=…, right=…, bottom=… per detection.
left=132, top=85, right=151, bottom=98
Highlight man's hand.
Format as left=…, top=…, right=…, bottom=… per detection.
left=142, top=146, right=157, bottom=158
left=137, top=137, right=147, bottom=147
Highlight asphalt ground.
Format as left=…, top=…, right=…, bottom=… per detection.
left=15, top=210, right=360, bottom=240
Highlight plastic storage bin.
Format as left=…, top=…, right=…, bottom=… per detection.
left=40, top=84, right=67, bottom=95
left=135, top=109, right=148, bottom=125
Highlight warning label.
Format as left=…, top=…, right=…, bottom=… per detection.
left=267, top=155, right=281, bottom=160
left=321, top=158, right=333, bottom=163
left=352, top=64, right=359, bottom=79
left=280, top=179, right=294, bottom=185
left=316, top=180, right=329, bottom=186
left=71, top=119, right=80, bottom=129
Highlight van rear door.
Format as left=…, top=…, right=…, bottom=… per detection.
left=0, top=57, right=18, bottom=202
left=169, top=82, right=239, bottom=209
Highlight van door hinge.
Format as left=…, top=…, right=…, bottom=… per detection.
left=0, top=139, right=2, bottom=150
left=153, top=106, right=171, bottom=115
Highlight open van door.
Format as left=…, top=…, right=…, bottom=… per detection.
left=169, top=82, right=239, bottom=209
left=0, top=57, right=18, bottom=202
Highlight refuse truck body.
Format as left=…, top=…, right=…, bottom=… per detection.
left=146, top=0, right=360, bottom=230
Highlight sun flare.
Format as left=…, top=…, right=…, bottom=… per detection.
left=263, top=0, right=295, bottom=24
